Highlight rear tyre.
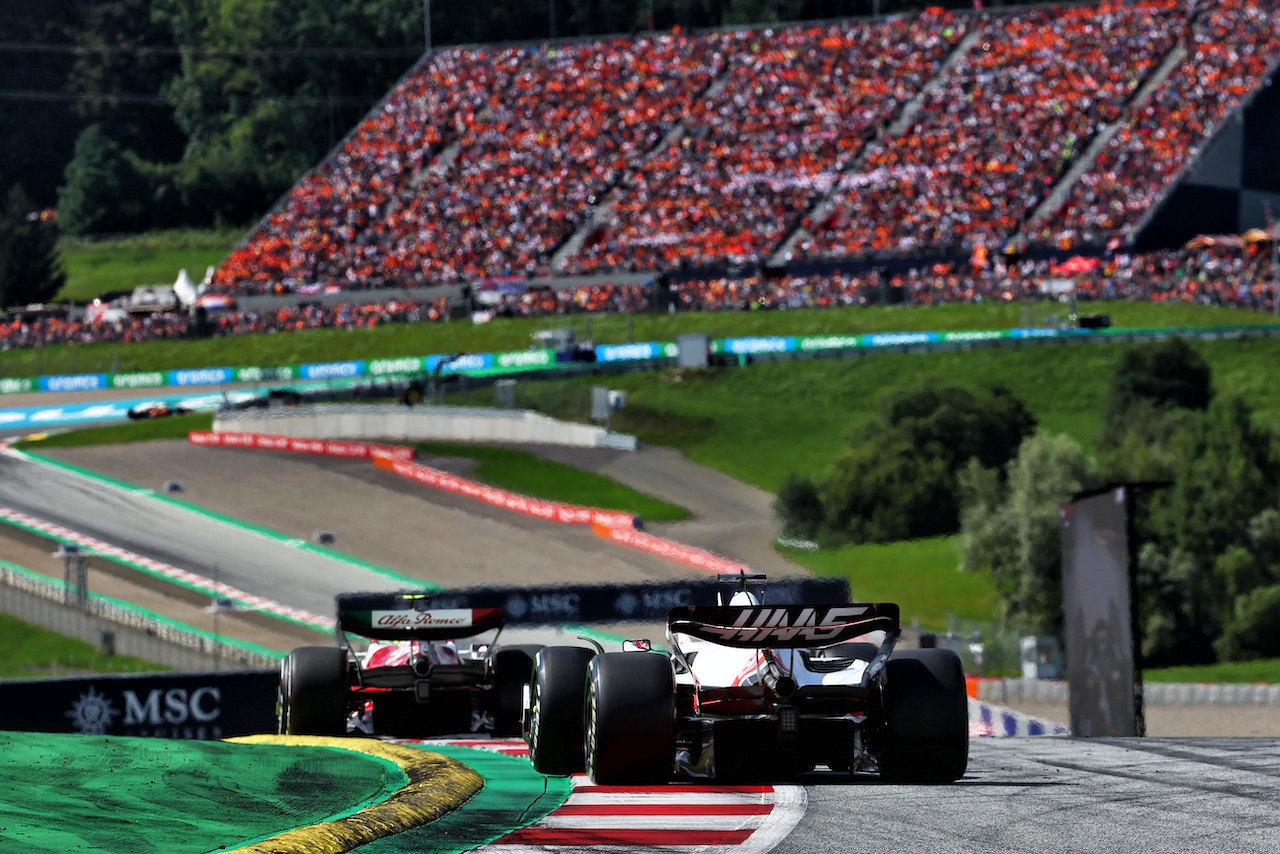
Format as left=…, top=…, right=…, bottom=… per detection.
left=528, top=646, right=597, bottom=775
left=492, top=644, right=544, bottom=736
left=585, top=652, right=675, bottom=785
left=279, top=646, right=349, bottom=736
left=879, top=649, right=969, bottom=783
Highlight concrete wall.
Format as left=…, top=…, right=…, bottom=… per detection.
left=214, top=404, right=638, bottom=451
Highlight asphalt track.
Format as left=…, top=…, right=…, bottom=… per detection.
left=5, top=438, right=1280, bottom=851
left=0, top=448, right=407, bottom=619
left=778, top=738, right=1280, bottom=854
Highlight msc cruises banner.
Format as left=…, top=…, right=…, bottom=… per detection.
left=336, top=578, right=852, bottom=628
left=0, top=670, right=278, bottom=739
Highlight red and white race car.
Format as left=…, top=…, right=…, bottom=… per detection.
left=276, top=591, right=541, bottom=737
left=524, top=573, right=969, bottom=784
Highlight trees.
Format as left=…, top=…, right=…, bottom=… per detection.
left=960, top=432, right=1098, bottom=635
left=1133, top=395, right=1280, bottom=664
left=57, top=124, right=151, bottom=236
left=774, top=382, right=1036, bottom=546
left=1102, top=336, right=1213, bottom=430
left=0, top=184, right=67, bottom=308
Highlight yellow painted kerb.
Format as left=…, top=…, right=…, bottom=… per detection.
left=222, top=735, right=484, bottom=854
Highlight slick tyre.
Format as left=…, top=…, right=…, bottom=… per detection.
left=492, top=644, right=544, bottom=736
left=528, top=646, right=597, bottom=775
left=880, top=649, right=969, bottom=783
left=585, top=652, right=675, bottom=785
left=279, top=646, right=349, bottom=736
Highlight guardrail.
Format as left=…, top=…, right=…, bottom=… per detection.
left=0, top=560, right=281, bottom=669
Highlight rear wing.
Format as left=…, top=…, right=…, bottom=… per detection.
left=337, top=591, right=503, bottom=641
left=335, top=578, right=849, bottom=634
left=668, top=603, right=899, bottom=649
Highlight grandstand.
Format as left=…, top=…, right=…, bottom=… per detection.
left=5, top=1, right=1278, bottom=353
left=205, top=0, right=1280, bottom=300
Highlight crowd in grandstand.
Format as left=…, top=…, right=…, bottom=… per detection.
left=562, top=10, right=966, bottom=273
left=202, top=1, right=1280, bottom=300
left=1032, top=0, right=1280, bottom=246
left=11, top=1, right=1277, bottom=356
left=4, top=245, right=1277, bottom=353
left=795, top=0, right=1190, bottom=259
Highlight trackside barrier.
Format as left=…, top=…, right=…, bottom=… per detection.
left=193, top=429, right=756, bottom=576
left=0, top=505, right=334, bottom=633
left=968, top=697, right=1071, bottom=737
left=372, top=455, right=640, bottom=530
left=370, top=455, right=758, bottom=575
left=0, top=559, right=282, bottom=668
left=593, top=522, right=752, bottom=575
left=188, top=430, right=416, bottom=461
left=4, top=323, right=1280, bottom=398
left=978, top=676, right=1280, bottom=706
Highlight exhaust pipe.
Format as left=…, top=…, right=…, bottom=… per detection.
left=762, top=664, right=797, bottom=700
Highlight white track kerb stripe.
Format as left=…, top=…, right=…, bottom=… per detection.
left=0, top=505, right=334, bottom=631
left=422, top=739, right=805, bottom=853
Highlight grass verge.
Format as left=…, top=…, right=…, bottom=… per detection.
left=417, top=441, right=692, bottom=521
left=1143, top=659, right=1280, bottom=684
left=1, top=301, right=1274, bottom=380
left=14, top=412, right=215, bottom=449
left=780, top=535, right=1000, bottom=629
left=58, top=229, right=244, bottom=303
left=0, top=613, right=168, bottom=679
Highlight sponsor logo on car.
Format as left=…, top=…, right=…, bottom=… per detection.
left=696, top=606, right=870, bottom=644
left=371, top=609, right=477, bottom=628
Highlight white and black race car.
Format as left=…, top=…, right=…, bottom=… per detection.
left=523, top=573, right=969, bottom=784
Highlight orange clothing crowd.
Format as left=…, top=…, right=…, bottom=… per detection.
left=201, top=2, right=1278, bottom=298
left=3, top=246, right=1277, bottom=354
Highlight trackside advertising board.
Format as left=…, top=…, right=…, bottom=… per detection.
left=0, top=670, right=278, bottom=739
left=335, top=579, right=851, bottom=628
left=189, top=431, right=416, bottom=461
left=1, top=324, right=1274, bottom=398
